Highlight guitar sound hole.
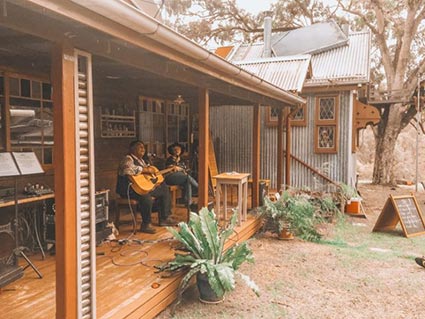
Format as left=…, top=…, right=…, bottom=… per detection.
left=151, top=177, right=158, bottom=184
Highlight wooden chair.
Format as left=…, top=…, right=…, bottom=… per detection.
left=114, top=185, right=180, bottom=230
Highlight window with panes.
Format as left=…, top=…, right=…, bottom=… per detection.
left=315, top=95, right=339, bottom=153
left=0, top=72, right=53, bottom=166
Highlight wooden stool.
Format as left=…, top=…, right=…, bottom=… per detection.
left=114, top=185, right=180, bottom=230
left=114, top=197, right=139, bottom=230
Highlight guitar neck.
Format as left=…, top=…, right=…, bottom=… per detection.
left=158, top=167, right=175, bottom=175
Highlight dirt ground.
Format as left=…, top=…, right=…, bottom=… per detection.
left=156, top=183, right=425, bottom=319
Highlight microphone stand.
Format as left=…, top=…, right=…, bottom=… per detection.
left=13, top=176, right=43, bottom=279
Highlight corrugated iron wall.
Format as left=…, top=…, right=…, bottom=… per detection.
left=210, top=91, right=355, bottom=191
left=210, top=105, right=253, bottom=174
left=289, top=91, right=353, bottom=191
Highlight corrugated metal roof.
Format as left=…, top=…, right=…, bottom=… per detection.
left=306, top=31, right=371, bottom=86
left=234, top=55, right=311, bottom=92
left=226, top=30, right=370, bottom=87
left=228, top=43, right=265, bottom=62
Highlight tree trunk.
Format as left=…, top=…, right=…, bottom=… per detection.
left=372, top=106, right=403, bottom=184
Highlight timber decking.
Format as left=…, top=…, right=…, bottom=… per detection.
left=1, top=208, right=261, bottom=319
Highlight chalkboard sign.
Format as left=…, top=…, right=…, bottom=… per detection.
left=373, top=194, right=425, bottom=238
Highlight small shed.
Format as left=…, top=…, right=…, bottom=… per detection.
left=214, top=21, right=379, bottom=190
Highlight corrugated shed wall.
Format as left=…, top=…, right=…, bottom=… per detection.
left=210, top=105, right=253, bottom=174
left=210, top=91, right=355, bottom=191
left=288, top=91, right=352, bottom=191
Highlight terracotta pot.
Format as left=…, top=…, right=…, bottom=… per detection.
left=278, top=228, right=294, bottom=240
left=196, top=273, right=225, bottom=304
left=345, top=198, right=361, bottom=214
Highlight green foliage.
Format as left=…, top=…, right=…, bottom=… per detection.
left=157, top=208, right=259, bottom=309
left=338, top=183, right=360, bottom=201
left=260, top=190, right=339, bottom=242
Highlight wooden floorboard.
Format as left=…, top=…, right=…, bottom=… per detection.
left=1, top=204, right=262, bottom=319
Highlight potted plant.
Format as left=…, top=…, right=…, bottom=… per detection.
left=260, top=191, right=323, bottom=242
left=157, top=208, right=259, bottom=308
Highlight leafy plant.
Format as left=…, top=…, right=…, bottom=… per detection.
left=338, top=183, right=360, bottom=200
left=157, top=208, right=259, bottom=309
left=260, top=191, right=325, bottom=242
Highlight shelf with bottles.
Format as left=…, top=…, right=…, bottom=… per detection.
left=100, top=107, right=136, bottom=138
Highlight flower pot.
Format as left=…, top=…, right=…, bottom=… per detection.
left=345, top=197, right=361, bottom=214
left=278, top=228, right=294, bottom=240
left=196, top=273, right=225, bottom=304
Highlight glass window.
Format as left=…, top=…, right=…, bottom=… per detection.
left=315, top=96, right=338, bottom=153
left=9, top=77, right=20, bottom=96
left=20, top=79, right=31, bottom=97
left=31, top=81, right=41, bottom=99
left=7, top=75, right=54, bottom=166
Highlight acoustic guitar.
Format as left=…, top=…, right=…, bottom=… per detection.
left=129, top=166, right=176, bottom=195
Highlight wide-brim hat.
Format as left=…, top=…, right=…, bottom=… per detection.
left=167, top=142, right=185, bottom=155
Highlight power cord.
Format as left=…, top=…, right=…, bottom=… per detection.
left=126, top=182, right=137, bottom=236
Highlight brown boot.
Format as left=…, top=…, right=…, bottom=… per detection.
left=139, top=223, right=156, bottom=234
left=159, top=216, right=178, bottom=226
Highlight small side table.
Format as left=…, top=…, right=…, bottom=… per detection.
left=213, top=172, right=250, bottom=225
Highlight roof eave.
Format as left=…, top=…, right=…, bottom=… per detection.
left=63, top=0, right=304, bottom=106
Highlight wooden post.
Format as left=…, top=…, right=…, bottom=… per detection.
left=3, top=75, right=10, bottom=151
left=51, top=43, right=78, bottom=319
left=198, top=88, right=209, bottom=209
left=252, top=104, right=261, bottom=207
left=277, top=107, right=284, bottom=190
left=285, top=109, right=291, bottom=188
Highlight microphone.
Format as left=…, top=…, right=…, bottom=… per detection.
left=147, top=152, right=157, bottom=158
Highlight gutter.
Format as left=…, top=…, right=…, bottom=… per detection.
left=68, top=0, right=304, bottom=105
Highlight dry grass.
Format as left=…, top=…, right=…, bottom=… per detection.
left=156, top=184, right=425, bottom=319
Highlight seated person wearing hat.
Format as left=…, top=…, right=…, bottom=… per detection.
left=116, top=140, right=177, bottom=234
left=165, top=142, right=198, bottom=209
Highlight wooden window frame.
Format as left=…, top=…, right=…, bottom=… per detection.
left=0, top=70, right=54, bottom=169
left=138, top=96, right=190, bottom=157
left=265, top=106, right=280, bottom=127
left=266, top=104, right=307, bottom=127
left=291, top=103, right=307, bottom=126
left=314, top=95, right=339, bottom=154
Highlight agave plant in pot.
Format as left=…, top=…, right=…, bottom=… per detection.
left=157, top=207, right=259, bottom=308
left=260, top=191, right=323, bottom=242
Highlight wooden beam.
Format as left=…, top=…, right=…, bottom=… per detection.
left=198, top=88, right=209, bottom=209
left=252, top=104, right=260, bottom=207
left=51, top=42, right=78, bottom=319
left=3, top=75, right=11, bottom=151
left=0, top=1, right=298, bottom=108
left=277, top=108, right=284, bottom=190
left=285, top=112, right=291, bottom=188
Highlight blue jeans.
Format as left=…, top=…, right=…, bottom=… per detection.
left=165, top=171, right=198, bottom=205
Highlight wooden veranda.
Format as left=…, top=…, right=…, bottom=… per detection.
left=0, top=1, right=304, bottom=318
left=2, top=208, right=262, bottom=319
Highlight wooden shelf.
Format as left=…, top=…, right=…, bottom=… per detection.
left=100, top=111, right=136, bottom=138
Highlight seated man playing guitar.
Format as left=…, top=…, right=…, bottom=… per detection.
left=116, top=140, right=177, bottom=234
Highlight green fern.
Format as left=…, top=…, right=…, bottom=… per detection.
left=157, top=207, right=258, bottom=310
left=260, top=190, right=334, bottom=242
